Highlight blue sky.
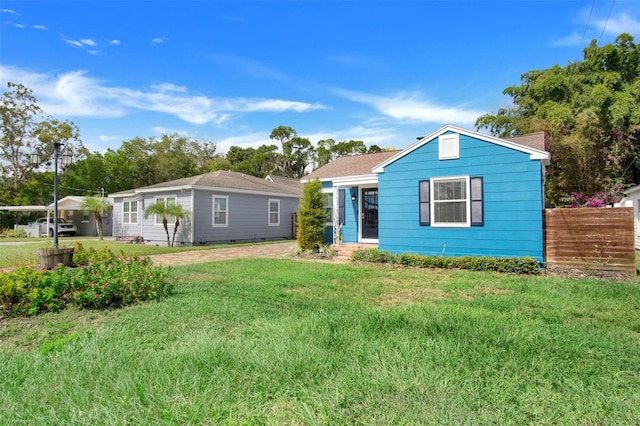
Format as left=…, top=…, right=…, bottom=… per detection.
left=2, top=1, right=640, bottom=155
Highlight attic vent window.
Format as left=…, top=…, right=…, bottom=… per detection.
left=439, top=133, right=459, bottom=160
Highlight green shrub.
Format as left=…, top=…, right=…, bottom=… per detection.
left=297, top=180, right=328, bottom=252
left=351, top=248, right=398, bottom=264
left=0, top=267, right=44, bottom=315
left=0, top=255, right=174, bottom=317
left=353, top=249, right=540, bottom=275
left=59, top=257, right=172, bottom=309
left=5, top=228, right=27, bottom=238
left=73, top=242, right=118, bottom=265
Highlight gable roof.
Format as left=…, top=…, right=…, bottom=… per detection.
left=301, top=150, right=399, bottom=182
left=109, top=170, right=302, bottom=198
left=372, top=125, right=550, bottom=173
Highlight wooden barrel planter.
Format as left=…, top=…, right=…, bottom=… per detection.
left=38, top=247, right=75, bottom=269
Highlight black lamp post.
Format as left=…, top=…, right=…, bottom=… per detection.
left=31, top=142, right=72, bottom=249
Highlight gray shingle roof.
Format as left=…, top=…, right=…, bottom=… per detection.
left=504, top=132, right=546, bottom=151
left=110, top=170, right=302, bottom=197
left=302, top=151, right=399, bottom=181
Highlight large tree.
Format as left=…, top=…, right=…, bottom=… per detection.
left=0, top=82, right=42, bottom=191
left=269, top=125, right=314, bottom=179
left=476, top=33, right=640, bottom=206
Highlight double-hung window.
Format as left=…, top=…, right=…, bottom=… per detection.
left=268, top=199, right=280, bottom=226
left=323, top=189, right=346, bottom=225
left=212, top=195, right=228, bottom=227
left=123, top=200, right=138, bottom=224
left=419, top=176, right=483, bottom=227
left=153, top=197, right=175, bottom=225
left=324, top=192, right=334, bottom=223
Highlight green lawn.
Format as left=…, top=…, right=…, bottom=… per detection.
left=0, top=237, right=272, bottom=268
left=1, top=258, right=639, bottom=424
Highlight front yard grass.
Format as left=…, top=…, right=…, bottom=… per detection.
left=0, top=237, right=282, bottom=268
left=1, top=258, right=639, bottom=424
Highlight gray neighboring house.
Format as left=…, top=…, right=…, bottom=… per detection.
left=108, top=171, right=302, bottom=246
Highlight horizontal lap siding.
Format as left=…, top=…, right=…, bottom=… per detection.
left=141, top=192, right=192, bottom=245
left=111, top=198, right=143, bottom=240
left=192, top=190, right=298, bottom=244
left=379, top=134, right=544, bottom=261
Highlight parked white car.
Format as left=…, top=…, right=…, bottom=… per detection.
left=35, top=217, right=77, bottom=237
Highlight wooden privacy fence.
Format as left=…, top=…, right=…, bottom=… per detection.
left=544, top=208, right=635, bottom=274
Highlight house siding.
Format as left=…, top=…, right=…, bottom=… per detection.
left=112, top=197, right=143, bottom=240
left=140, top=192, right=193, bottom=245
left=378, top=133, right=545, bottom=261
left=191, top=190, right=297, bottom=244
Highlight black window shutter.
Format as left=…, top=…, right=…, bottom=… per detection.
left=419, top=180, right=430, bottom=226
left=470, top=177, right=484, bottom=226
left=338, top=189, right=346, bottom=225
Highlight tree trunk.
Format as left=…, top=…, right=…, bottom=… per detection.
left=94, top=211, right=104, bottom=240
left=162, top=218, right=170, bottom=247
left=171, top=218, right=180, bottom=248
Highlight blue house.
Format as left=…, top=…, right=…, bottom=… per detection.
left=302, top=125, right=550, bottom=261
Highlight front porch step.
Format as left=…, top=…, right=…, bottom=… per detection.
left=331, top=243, right=378, bottom=259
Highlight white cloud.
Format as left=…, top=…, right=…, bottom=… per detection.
left=33, top=24, right=48, bottom=30
left=215, top=133, right=271, bottom=154
left=13, top=23, right=24, bottom=29
left=151, top=83, right=188, bottom=93
left=62, top=38, right=85, bottom=48
left=63, top=37, right=98, bottom=49
left=1, top=9, right=16, bottom=14
left=336, top=89, right=482, bottom=126
left=595, top=12, right=640, bottom=36
left=0, top=66, right=327, bottom=125
left=240, top=99, right=324, bottom=113
left=110, top=39, right=120, bottom=45
left=151, top=37, right=166, bottom=45
left=151, top=126, right=188, bottom=136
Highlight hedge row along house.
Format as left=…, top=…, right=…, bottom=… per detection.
left=302, top=125, right=550, bottom=262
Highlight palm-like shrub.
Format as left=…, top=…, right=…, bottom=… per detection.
left=81, top=196, right=111, bottom=240
left=144, top=200, right=191, bottom=247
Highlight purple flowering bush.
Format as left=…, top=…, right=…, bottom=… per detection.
left=560, top=184, right=624, bottom=208
left=0, top=249, right=173, bottom=316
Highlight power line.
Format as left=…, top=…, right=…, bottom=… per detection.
left=598, top=0, right=616, bottom=46
left=581, top=0, right=596, bottom=45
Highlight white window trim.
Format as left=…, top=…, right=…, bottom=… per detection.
left=153, top=196, right=176, bottom=226
left=212, top=194, right=229, bottom=227
left=123, top=199, right=139, bottom=225
left=430, top=175, right=470, bottom=228
left=268, top=199, right=280, bottom=226
left=322, top=189, right=334, bottom=225
left=439, top=133, right=460, bottom=160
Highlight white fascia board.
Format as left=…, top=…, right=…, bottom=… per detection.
left=300, top=177, right=332, bottom=184
left=372, top=125, right=550, bottom=173
left=0, top=205, right=49, bottom=211
left=332, top=174, right=378, bottom=186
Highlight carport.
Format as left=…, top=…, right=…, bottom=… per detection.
left=0, top=196, right=112, bottom=237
